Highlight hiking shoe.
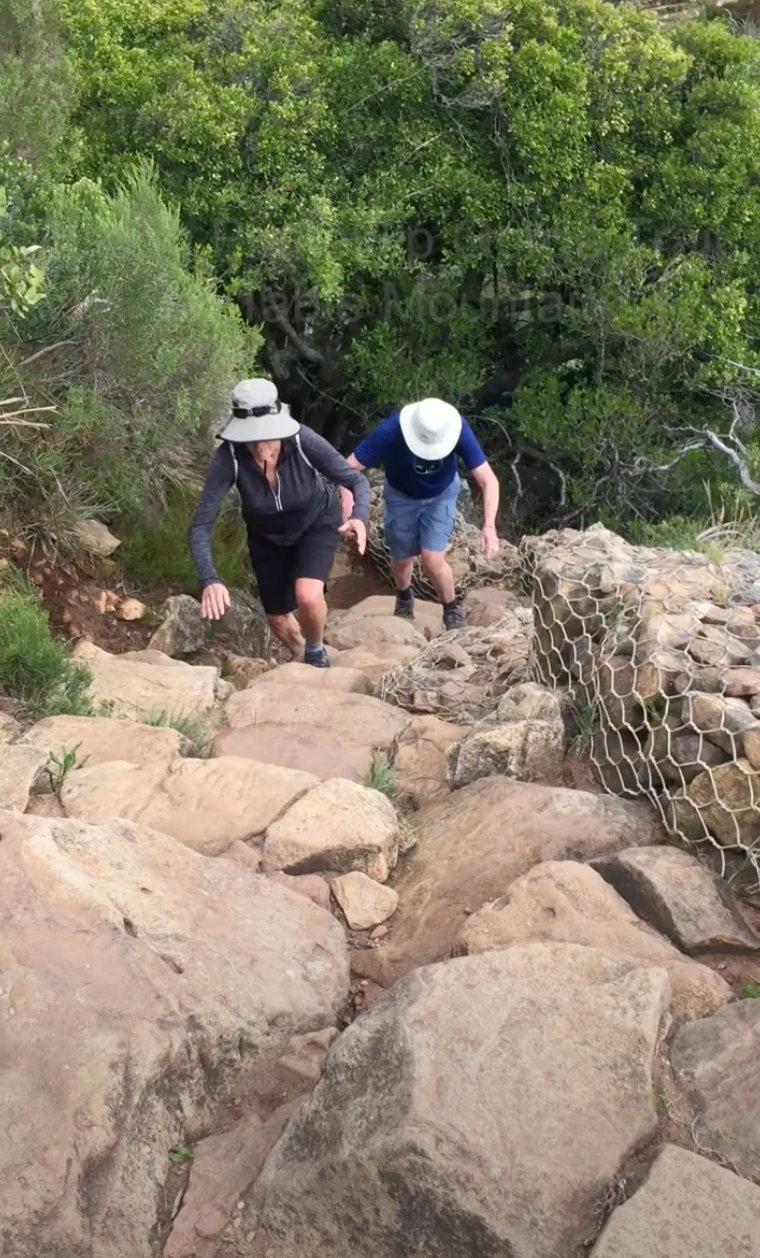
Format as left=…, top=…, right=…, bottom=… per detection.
left=394, top=591, right=415, bottom=619
left=443, top=604, right=467, bottom=632
left=304, top=644, right=331, bottom=668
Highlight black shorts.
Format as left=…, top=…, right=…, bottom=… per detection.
left=247, top=500, right=341, bottom=617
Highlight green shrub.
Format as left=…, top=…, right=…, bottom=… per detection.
left=0, top=578, right=93, bottom=718
left=0, top=163, right=260, bottom=555
left=119, top=489, right=250, bottom=593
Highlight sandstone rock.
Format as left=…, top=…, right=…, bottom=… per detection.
left=331, top=643, right=419, bottom=688
left=0, top=809, right=348, bottom=1258
left=248, top=660, right=369, bottom=694
left=645, top=724, right=729, bottom=785
left=221, top=653, right=269, bottom=689
left=335, top=594, right=444, bottom=638
left=0, top=744, right=47, bottom=811
left=117, top=597, right=147, bottom=621
left=75, top=518, right=121, bottom=556
left=0, top=711, right=21, bottom=743
left=352, top=776, right=662, bottom=985
left=165, top=1104, right=299, bottom=1258
left=74, top=641, right=218, bottom=716
left=263, top=778, right=399, bottom=882
left=590, top=1144, right=760, bottom=1258
left=62, top=756, right=318, bottom=857
left=216, top=588, right=270, bottom=658
left=496, top=680, right=564, bottom=725
left=742, top=725, right=760, bottom=769
left=450, top=718, right=565, bottom=787
left=456, top=861, right=730, bottom=1025
left=255, top=943, right=669, bottom=1258
left=21, top=714, right=191, bottom=768
left=393, top=714, right=464, bottom=806
left=211, top=723, right=373, bottom=783
left=332, top=871, right=399, bottom=930
left=725, top=666, right=760, bottom=697
left=325, top=613, right=427, bottom=652
left=591, top=846, right=760, bottom=954
left=149, top=594, right=208, bottom=656
left=686, top=692, right=758, bottom=754
left=266, top=871, right=332, bottom=912
left=463, top=586, right=522, bottom=626
left=670, top=759, right=760, bottom=848
left=224, top=683, right=409, bottom=749
left=671, top=999, right=760, bottom=1181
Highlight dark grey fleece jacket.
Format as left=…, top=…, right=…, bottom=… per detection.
left=189, top=426, right=370, bottom=587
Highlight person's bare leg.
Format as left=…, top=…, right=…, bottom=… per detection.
left=420, top=550, right=456, bottom=603
left=391, top=557, right=414, bottom=592
left=295, top=578, right=328, bottom=647
left=267, top=613, right=305, bottom=657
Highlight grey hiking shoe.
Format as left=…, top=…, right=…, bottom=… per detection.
left=394, top=591, right=415, bottom=619
left=443, top=604, right=467, bottom=631
left=304, top=644, right=331, bottom=668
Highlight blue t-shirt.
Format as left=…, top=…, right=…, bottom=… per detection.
left=354, top=411, right=487, bottom=500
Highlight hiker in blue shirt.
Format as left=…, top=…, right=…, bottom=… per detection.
left=346, top=399, right=500, bottom=630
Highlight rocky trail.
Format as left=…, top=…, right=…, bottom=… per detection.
left=3, top=529, right=760, bottom=1258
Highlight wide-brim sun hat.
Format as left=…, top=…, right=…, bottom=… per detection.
left=218, top=378, right=301, bottom=443
left=399, top=397, right=463, bottom=461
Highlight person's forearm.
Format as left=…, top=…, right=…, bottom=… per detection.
left=480, top=468, right=500, bottom=528
left=189, top=449, right=233, bottom=586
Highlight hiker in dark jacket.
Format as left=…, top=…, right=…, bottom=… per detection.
left=190, top=378, right=369, bottom=668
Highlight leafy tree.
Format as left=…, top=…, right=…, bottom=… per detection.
left=56, top=0, right=760, bottom=529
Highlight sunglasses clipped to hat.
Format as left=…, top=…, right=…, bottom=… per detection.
left=219, top=378, right=301, bottom=443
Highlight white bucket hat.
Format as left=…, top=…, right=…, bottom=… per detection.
left=218, top=378, right=300, bottom=443
left=399, top=398, right=462, bottom=461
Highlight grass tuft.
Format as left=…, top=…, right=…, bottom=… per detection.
left=0, top=576, right=94, bottom=718
left=139, top=706, right=212, bottom=757
left=363, top=750, right=398, bottom=799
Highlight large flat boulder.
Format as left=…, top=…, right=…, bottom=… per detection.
left=591, top=845, right=760, bottom=954
left=331, top=643, right=420, bottom=689
left=20, top=714, right=191, bottom=768
left=590, top=1144, right=760, bottom=1258
left=61, top=756, right=317, bottom=857
left=224, top=683, right=409, bottom=750
left=74, top=641, right=218, bottom=716
left=671, top=999, right=760, bottom=1181
left=262, top=778, right=399, bottom=882
left=211, top=723, right=373, bottom=783
left=456, top=861, right=730, bottom=1025
left=255, top=943, right=669, bottom=1258
left=354, top=776, right=662, bottom=985
left=0, top=810, right=348, bottom=1258
left=325, top=614, right=427, bottom=652
left=334, top=594, right=444, bottom=638
left=246, top=661, right=370, bottom=694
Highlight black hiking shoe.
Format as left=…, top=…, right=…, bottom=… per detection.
left=394, top=590, right=415, bottom=619
left=443, top=603, right=467, bottom=632
left=304, top=644, right=331, bottom=668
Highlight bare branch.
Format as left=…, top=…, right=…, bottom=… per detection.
left=270, top=306, right=324, bottom=365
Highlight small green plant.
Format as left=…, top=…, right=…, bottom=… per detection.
left=167, top=1145, right=193, bottom=1165
left=740, top=983, right=760, bottom=1000
left=363, top=750, right=398, bottom=799
left=568, top=700, right=597, bottom=758
left=0, top=578, right=94, bottom=718
left=45, top=742, right=89, bottom=796
left=139, top=707, right=212, bottom=757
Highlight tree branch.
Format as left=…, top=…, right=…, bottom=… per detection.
left=270, top=306, right=324, bottom=365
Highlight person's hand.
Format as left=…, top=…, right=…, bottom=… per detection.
left=201, top=583, right=231, bottom=620
left=338, top=518, right=367, bottom=556
left=481, top=525, right=499, bottom=562
left=339, top=487, right=354, bottom=524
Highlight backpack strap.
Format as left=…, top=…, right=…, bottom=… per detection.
left=295, top=431, right=315, bottom=473
left=226, top=441, right=239, bottom=487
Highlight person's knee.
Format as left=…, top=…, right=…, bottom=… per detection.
left=267, top=613, right=291, bottom=634
left=420, top=549, right=447, bottom=575
left=295, top=581, right=325, bottom=614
